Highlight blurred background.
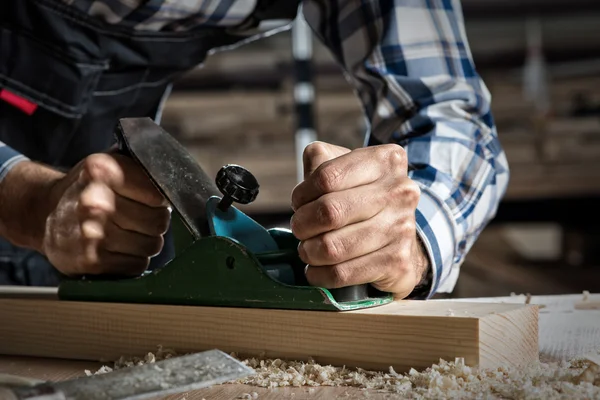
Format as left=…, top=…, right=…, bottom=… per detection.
left=160, top=1, right=600, bottom=298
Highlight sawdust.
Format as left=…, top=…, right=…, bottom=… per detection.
left=84, top=346, right=178, bottom=377
left=234, top=354, right=600, bottom=399
left=87, top=346, right=600, bottom=399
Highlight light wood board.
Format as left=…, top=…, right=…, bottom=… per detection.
left=0, top=289, right=538, bottom=373
left=2, top=294, right=598, bottom=400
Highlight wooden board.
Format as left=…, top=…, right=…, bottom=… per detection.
left=0, top=290, right=538, bottom=373
left=2, top=294, right=598, bottom=400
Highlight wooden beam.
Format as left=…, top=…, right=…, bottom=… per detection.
left=0, top=290, right=538, bottom=372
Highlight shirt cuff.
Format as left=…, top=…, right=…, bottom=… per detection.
left=413, top=184, right=459, bottom=299
left=0, top=143, right=29, bottom=182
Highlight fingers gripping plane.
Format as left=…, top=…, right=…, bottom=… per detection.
left=58, top=118, right=392, bottom=311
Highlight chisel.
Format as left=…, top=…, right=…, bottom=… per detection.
left=0, top=349, right=253, bottom=400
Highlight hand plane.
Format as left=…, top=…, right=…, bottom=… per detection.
left=58, top=118, right=393, bottom=311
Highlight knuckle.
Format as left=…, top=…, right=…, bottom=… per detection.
left=399, top=219, right=416, bottom=235
left=320, top=233, right=344, bottom=263
left=404, top=181, right=421, bottom=204
left=146, top=189, right=167, bottom=208
left=397, top=246, right=413, bottom=266
left=290, top=186, right=301, bottom=210
left=79, top=186, right=115, bottom=215
left=381, top=145, right=406, bottom=167
left=83, top=154, right=114, bottom=180
left=393, top=244, right=414, bottom=271
left=154, top=208, right=171, bottom=235
left=289, top=214, right=304, bottom=239
left=329, top=265, right=350, bottom=288
left=289, top=214, right=299, bottom=235
left=297, top=242, right=310, bottom=264
left=303, top=141, right=328, bottom=160
left=316, top=197, right=345, bottom=229
left=388, top=183, right=406, bottom=202
left=314, top=164, right=343, bottom=193
left=389, top=179, right=421, bottom=204
left=77, top=194, right=94, bottom=212
left=78, top=186, right=95, bottom=208
left=80, top=220, right=106, bottom=241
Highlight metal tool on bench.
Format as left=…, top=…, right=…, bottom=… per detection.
left=57, top=118, right=393, bottom=311
left=0, top=349, right=253, bottom=400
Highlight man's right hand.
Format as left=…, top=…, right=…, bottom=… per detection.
left=41, top=153, right=171, bottom=276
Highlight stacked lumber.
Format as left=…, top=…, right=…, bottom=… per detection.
left=160, top=80, right=600, bottom=210
left=158, top=28, right=600, bottom=211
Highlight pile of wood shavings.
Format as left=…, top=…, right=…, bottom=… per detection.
left=84, top=345, right=178, bottom=376
left=235, top=354, right=600, bottom=399
left=86, top=347, right=600, bottom=399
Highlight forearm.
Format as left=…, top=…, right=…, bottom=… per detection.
left=0, top=148, right=64, bottom=252
left=303, top=0, right=509, bottom=297
left=377, top=79, right=509, bottom=297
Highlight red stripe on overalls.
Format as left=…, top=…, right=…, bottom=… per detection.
left=0, top=89, right=38, bottom=115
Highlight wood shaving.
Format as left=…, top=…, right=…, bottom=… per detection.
left=583, top=291, right=590, bottom=302
left=573, top=290, right=600, bottom=310
left=237, top=393, right=259, bottom=399
left=234, top=355, right=600, bottom=399
left=86, top=346, right=176, bottom=376
left=87, top=347, right=600, bottom=399
left=509, top=292, right=534, bottom=305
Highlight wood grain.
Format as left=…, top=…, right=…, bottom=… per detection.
left=0, top=293, right=538, bottom=373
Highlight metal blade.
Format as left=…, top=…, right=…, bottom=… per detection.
left=12, top=349, right=253, bottom=400
left=115, top=118, right=220, bottom=240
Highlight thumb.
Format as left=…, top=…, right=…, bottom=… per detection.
left=303, top=141, right=350, bottom=180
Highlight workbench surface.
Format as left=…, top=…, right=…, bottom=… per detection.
left=1, top=293, right=598, bottom=399
left=438, top=293, right=600, bottom=362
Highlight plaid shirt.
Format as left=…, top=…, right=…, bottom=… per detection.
left=0, top=0, right=509, bottom=297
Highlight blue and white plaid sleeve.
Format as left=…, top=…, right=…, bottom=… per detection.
left=0, top=142, right=28, bottom=182
left=303, top=0, right=509, bottom=297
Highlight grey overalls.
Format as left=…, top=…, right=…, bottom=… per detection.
left=0, top=0, right=301, bottom=285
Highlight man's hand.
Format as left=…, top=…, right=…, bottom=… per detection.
left=42, top=153, right=170, bottom=276
left=290, top=142, right=430, bottom=299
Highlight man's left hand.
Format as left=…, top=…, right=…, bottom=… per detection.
left=291, top=142, right=430, bottom=299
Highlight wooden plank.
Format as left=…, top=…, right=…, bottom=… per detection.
left=2, top=294, right=597, bottom=400
left=0, top=292, right=538, bottom=373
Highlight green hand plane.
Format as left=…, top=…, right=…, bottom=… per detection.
left=58, top=118, right=393, bottom=311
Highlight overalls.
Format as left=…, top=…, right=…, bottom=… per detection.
left=0, top=0, right=301, bottom=286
